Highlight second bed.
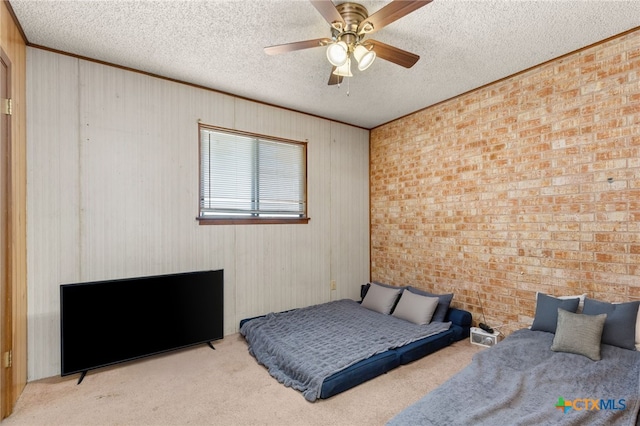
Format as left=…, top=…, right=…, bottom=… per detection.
left=240, top=283, right=471, bottom=401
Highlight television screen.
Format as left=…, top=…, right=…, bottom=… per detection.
left=60, top=269, right=223, bottom=380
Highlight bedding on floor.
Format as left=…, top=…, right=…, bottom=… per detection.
left=387, top=328, right=640, bottom=426
left=240, top=298, right=453, bottom=401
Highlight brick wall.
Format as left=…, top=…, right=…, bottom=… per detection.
left=370, top=29, right=640, bottom=334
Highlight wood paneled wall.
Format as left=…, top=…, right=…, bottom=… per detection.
left=26, top=49, right=370, bottom=380
left=0, top=0, right=27, bottom=417
left=370, top=29, right=640, bottom=335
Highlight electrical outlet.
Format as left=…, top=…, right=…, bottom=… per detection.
left=330, top=280, right=337, bottom=290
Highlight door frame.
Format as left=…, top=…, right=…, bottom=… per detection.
left=0, top=46, right=14, bottom=420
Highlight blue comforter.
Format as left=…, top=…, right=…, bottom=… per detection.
left=240, top=299, right=451, bottom=401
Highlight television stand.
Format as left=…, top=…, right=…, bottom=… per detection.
left=207, top=341, right=216, bottom=350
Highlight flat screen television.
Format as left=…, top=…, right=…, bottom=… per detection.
left=60, top=269, right=223, bottom=383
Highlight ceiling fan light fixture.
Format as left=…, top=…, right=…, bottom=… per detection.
left=326, top=41, right=349, bottom=66
left=332, top=58, right=353, bottom=77
left=354, top=44, right=376, bottom=71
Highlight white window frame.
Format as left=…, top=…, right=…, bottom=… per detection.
left=198, top=124, right=309, bottom=225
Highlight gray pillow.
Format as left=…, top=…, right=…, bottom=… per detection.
left=551, top=308, right=607, bottom=361
left=582, top=298, right=640, bottom=350
left=406, top=287, right=453, bottom=323
left=392, top=291, right=439, bottom=325
left=362, top=281, right=405, bottom=297
left=361, top=283, right=401, bottom=314
left=531, top=293, right=580, bottom=333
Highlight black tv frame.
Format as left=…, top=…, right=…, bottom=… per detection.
left=60, top=269, right=224, bottom=384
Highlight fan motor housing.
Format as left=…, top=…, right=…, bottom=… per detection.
left=336, top=2, right=368, bottom=31
left=332, top=2, right=370, bottom=46
left=337, top=2, right=369, bottom=23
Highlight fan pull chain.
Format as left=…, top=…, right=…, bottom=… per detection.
left=335, top=79, right=349, bottom=96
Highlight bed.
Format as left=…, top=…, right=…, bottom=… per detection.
left=388, top=293, right=640, bottom=426
left=240, top=283, right=471, bottom=401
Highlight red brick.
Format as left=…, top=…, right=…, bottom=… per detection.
left=370, top=30, right=640, bottom=336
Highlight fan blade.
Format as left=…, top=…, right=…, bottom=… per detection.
left=310, top=0, right=345, bottom=27
left=367, top=40, right=420, bottom=68
left=359, top=0, right=432, bottom=34
left=328, top=67, right=343, bottom=85
left=264, top=38, right=332, bottom=55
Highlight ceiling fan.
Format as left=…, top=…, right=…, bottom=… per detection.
left=264, top=0, right=432, bottom=85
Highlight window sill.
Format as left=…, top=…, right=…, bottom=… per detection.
left=197, top=217, right=310, bottom=225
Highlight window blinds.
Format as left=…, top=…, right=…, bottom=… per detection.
left=200, top=127, right=306, bottom=218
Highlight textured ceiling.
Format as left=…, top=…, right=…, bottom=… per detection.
left=9, top=0, right=640, bottom=129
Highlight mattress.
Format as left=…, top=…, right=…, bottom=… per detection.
left=240, top=303, right=471, bottom=400
left=388, top=328, right=640, bottom=425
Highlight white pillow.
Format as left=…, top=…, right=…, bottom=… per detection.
left=557, top=293, right=587, bottom=313
left=361, top=283, right=401, bottom=314
left=392, top=291, right=439, bottom=325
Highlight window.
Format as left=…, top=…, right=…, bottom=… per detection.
left=198, top=124, right=308, bottom=224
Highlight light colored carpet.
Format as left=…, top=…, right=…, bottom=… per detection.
left=3, top=334, right=482, bottom=425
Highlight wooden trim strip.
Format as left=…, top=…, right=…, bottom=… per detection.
left=197, top=217, right=310, bottom=226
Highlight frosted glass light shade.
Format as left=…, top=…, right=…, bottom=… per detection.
left=354, top=45, right=376, bottom=71
left=332, top=58, right=353, bottom=77
left=326, top=41, right=348, bottom=66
